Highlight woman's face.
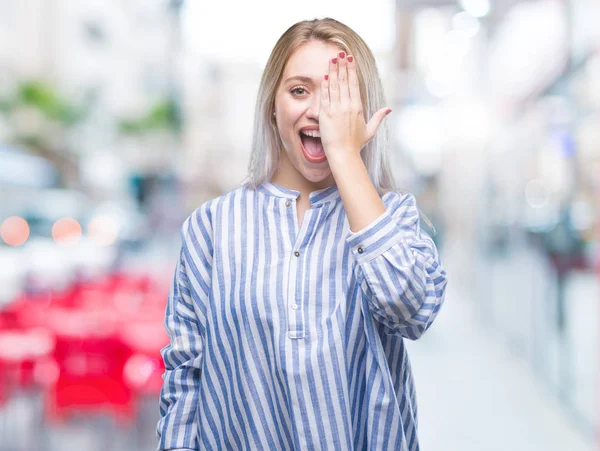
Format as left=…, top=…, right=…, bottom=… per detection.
left=273, top=40, right=341, bottom=188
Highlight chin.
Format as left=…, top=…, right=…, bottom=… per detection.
left=299, top=165, right=333, bottom=184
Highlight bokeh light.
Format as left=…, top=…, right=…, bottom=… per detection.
left=52, top=218, right=82, bottom=245
left=459, top=0, right=491, bottom=18
left=525, top=179, right=551, bottom=209
left=1, top=216, right=30, bottom=246
left=87, top=215, right=119, bottom=247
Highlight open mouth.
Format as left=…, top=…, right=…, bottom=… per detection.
left=299, top=131, right=327, bottom=164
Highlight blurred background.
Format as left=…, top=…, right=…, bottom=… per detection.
left=0, top=0, right=598, bottom=450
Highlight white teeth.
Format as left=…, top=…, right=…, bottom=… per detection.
left=300, top=130, right=321, bottom=138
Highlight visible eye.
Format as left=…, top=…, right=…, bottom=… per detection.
left=290, top=86, right=308, bottom=97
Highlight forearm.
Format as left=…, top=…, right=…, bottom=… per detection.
left=328, top=152, right=386, bottom=233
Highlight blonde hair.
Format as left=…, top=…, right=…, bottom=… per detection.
left=243, top=17, right=395, bottom=193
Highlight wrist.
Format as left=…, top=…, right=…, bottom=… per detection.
left=327, top=150, right=363, bottom=174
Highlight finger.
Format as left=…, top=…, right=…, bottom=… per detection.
left=337, top=51, right=349, bottom=108
left=328, top=56, right=339, bottom=106
left=366, top=108, right=392, bottom=141
left=321, top=73, right=330, bottom=112
left=347, top=55, right=361, bottom=110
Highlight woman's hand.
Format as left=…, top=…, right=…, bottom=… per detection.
left=319, top=51, right=391, bottom=161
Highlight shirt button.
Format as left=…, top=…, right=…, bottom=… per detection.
left=292, top=304, right=299, bottom=310
left=285, top=201, right=291, bottom=207
left=357, top=247, right=364, bottom=254
left=294, top=251, right=300, bottom=257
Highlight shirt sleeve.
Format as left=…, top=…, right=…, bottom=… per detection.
left=346, top=191, right=448, bottom=340
left=157, top=207, right=213, bottom=451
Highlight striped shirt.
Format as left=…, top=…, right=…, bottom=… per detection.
left=157, top=181, right=448, bottom=451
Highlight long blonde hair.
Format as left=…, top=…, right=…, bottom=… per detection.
left=243, top=17, right=395, bottom=193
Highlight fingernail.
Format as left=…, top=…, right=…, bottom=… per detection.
left=332, top=57, right=337, bottom=64
left=386, top=108, right=392, bottom=115
left=338, top=51, right=345, bottom=59
left=324, top=74, right=328, bottom=81
left=347, top=56, right=353, bottom=63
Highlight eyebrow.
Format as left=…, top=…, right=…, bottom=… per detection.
left=282, top=75, right=319, bottom=85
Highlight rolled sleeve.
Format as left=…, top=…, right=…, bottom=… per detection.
left=346, top=207, right=405, bottom=264
left=347, top=192, right=448, bottom=340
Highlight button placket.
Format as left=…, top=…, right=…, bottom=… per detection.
left=286, top=246, right=303, bottom=338
left=290, top=249, right=302, bottom=320
left=285, top=204, right=312, bottom=340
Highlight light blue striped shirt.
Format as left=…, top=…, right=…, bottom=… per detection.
left=157, top=181, right=448, bottom=451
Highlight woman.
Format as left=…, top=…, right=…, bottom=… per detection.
left=157, top=17, right=448, bottom=451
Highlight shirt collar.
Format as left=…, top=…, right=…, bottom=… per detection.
left=259, top=181, right=341, bottom=205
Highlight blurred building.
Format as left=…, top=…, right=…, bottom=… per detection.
left=392, top=0, right=600, bottom=437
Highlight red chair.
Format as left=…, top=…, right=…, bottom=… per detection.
left=43, top=309, right=135, bottom=425
left=0, top=327, right=56, bottom=391
left=2, top=271, right=170, bottom=429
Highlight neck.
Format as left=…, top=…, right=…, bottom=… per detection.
left=270, top=159, right=335, bottom=202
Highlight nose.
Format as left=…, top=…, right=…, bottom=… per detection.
left=306, top=94, right=320, bottom=120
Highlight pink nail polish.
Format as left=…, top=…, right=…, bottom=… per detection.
left=347, top=56, right=353, bottom=63
left=339, top=51, right=345, bottom=59
left=324, top=74, right=329, bottom=81
left=332, top=57, right=337, bottom=64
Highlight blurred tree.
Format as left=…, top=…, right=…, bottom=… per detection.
left=17, top=82, right=85, bottom=125
left=0, top=80, right=92, bottom=186
left=118, top=97, right=181, bottom=135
